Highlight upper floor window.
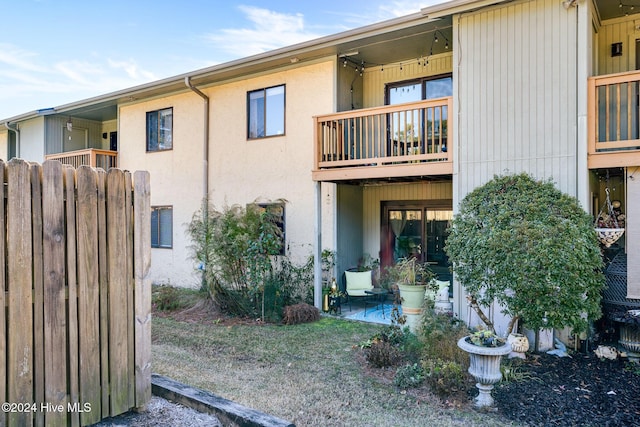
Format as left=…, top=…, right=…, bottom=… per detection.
left=151, top=206, right=173, bottom=248
left=386, top=75, right=452, bottom=105
left=146, top=108, right=173, bottom=151
left=247, top=85, right=285, bottom=139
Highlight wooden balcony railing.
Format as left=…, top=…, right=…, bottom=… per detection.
left=313, top=98, right=453, bottom=181
left=45, top=148, right=118, bottom=170
left=588, top=70, right=640, bottom=168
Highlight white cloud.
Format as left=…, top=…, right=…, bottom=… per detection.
left=0, top=43, right=46, bottom=73
left=0, top=42, right=159, bottom=118
left=203, top=6, right=323, bottom=57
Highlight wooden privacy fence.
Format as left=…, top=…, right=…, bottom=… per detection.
left=0, top=159, right=151, bottom=427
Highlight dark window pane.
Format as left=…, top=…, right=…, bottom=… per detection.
left=151, top=206, right=172, bottom=248
left=151, top=208, right=159, bottom=247
left=147, top=108, right=172, bottom=151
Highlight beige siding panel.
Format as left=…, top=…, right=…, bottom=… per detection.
left=457, top=0, right=578, bottom=200
left=362, top=53, right=453, bottom=108
left=598, top=18, right=639, bottom=75
left=362, top=181, right=452, bottom=256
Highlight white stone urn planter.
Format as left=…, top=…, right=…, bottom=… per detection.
left=457, top=336, right=512, bottom=407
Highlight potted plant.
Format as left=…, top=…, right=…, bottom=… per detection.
left=457, top=329, right=512, bottom=407
left=445, top=173, right=605, bottom=350
left=594, top=188, right=625, bottom=248
left=383, top=257, right=435, bottom=331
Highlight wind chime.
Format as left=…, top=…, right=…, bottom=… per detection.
left=594, top=171, right=625, bottom=247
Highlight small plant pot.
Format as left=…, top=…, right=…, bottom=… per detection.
left=458, top=337, right=512, bottom=407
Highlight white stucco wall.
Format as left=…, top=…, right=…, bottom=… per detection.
left=119, top=92, right=207, bottom=287
left=118, top=59, right=336, bottom=287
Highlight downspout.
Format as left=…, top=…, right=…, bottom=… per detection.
left=4, top=122, right=20, bottom=158
left=185, top=77, right=210, bottom=200
left=185, top=77, right=210, bottom=291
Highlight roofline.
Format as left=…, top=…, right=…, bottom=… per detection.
left=2, top=9, right=445, bottom=124
left=421, top=0, right=511, bottom=18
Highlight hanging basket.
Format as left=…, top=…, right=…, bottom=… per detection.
left=594, top=186, right=624, bottom=247
left=595, top=227, right=625, bottom=248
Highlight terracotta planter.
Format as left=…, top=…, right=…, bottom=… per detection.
left=398, top=283, right=426, bottom=332
left=458, top=337, right=512, bottom=407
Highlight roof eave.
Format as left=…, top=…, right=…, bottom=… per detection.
left=421, top=0, right=512, bottom=18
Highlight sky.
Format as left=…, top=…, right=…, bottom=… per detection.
left=0, top=0, right=447, bottom=120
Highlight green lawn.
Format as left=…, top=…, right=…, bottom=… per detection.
left=152, top=313, right=515, bottom=427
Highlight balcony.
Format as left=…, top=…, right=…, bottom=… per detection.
left=45, top=148, right=118, bottom=170
left=588, top=70, right=640, bottom=168
left=312, top=98, right=453, bottom=181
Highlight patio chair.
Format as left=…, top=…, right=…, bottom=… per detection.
left=344, top=269, right=374, bottom=311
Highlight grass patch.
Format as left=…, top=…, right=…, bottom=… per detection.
left=152, top=291, right=516, bottom=426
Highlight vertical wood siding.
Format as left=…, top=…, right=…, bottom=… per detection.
left=45, top=117, right=103, bottom=155
left=456, top=0, right=578, bottom=199
left=363, top=53, right=453, bottom=108
left=597, top=18, right=639, bottom=75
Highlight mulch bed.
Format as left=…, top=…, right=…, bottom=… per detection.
left=493, top=352, right=640, bottom=427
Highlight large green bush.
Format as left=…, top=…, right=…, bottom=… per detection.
left=445, top=173, right=605, bottom=334
left=187, top=199, right=312, bottom=320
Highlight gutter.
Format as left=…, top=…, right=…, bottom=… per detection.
left=4, top=122, right=19, bottom=158
left=184, top=77, right=210, bottom=200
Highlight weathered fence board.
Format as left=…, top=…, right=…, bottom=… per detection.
left=96, top=169, right=110, bottom=418
left=7, top=159, right=34, bottom=427
left=43, top=160, right=67, bottom=427
left=134, top=171, right=152, bottom=407
left=30, top=163, right=45, bottom=427
left=76, top=166, right=101, bottom=425
left=107, top=169, right=130, bottom=416
left=125, top=172, right=135, bottom=409
left=64, top=165, right=81, bottom=427
left=0, top=162, right=6, bottom=427
left=2, top=159, right=151, bottom=427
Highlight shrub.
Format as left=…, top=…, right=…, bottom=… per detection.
left=282, top=303, right=320, bottom=325
left=366, top=340, right=401, bottom=368
left=188, top=199, right=314, bottom=321
left=394, top=363, right=425, bottom=389
left=419, top=309, right=470, bottom=369
left=152, top=285, right=184, bottom=312
left=422, top=358, right=466, bottom=398
left=445, top=173, right=605, bottom=334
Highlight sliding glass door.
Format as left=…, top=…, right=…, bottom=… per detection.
left=382, top=202, right=452, bottom=279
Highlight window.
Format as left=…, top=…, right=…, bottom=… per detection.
left=146, top=108, right=173, bottom=151
left=386, top=75, right=452, bottom=105
left=151, top=206, right=173, bottom=248
left=247, top=85, right=285, bottom=139
left=257, top=202, right=285, bottom=255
